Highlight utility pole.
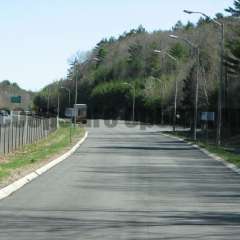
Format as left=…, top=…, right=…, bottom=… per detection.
left=193, top=47, right=200, bottom=141
left=173, top=74, right=178, bottom=132
left=217, top=23, right=224, bottom=145
left=57, top=87, right=60, bottom=129
left=74, top=65, right=78, bottom=127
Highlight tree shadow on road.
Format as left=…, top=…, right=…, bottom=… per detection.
left=92, top=146, right=196, bottom=151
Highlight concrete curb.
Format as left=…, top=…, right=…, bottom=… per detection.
left=162, top=133, right=240, bottom=175
left=0, top=131, right=88, bottom=201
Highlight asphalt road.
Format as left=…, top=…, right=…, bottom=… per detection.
left=0, top=120, right=240, bottom=239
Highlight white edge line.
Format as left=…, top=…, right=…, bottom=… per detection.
left=0, top=131, right=88, bottom=201
left=162, top=133, right=240, bottom=175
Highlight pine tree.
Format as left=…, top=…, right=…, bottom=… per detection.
left=226, top=30, right=240, bottom=75
left=224, top=56, right=239, bottom=76
left=172, top=21, right=184, bottom=31
left=181, top=67, right=195, bottom=111
left=127, top=42, right=144, bottom=78
left=197, top=17, right=211, bottom=27
left=225, top=0, right=240, bottom=16
left=215, top=13, right=224, bottom=19
left=184, top=21, right=195, bottom=30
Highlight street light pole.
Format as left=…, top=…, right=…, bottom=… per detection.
left=57, top=90, right=60, bottom=129
left=217, top=23, right=224, bottom=145
left=183, top=10, right=225, bottom=145
left=74, top=65, right=78, bottom=127
left=154, top=50, right=178, bottom=132
left=194, top=47, right=200, bottom=141
left=173, top=73, right=178, bottom=132
left=169, top=35, right=199, bottom=140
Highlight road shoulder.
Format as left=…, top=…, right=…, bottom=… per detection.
left=162, top=132, right=240, bottom=175
left=0, top=131, right=88, bottom=200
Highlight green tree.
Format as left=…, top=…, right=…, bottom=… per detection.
left=184, top=21, right=195, bottom=30
left=170, top=43, right=188, bottom=60
left=228, top=37, right=240, bottom=60
left=127, top=42, right=144, bottom=78
left=172, top=20, right=184, bottom=31
left=197, top=17, right=211, bottom=26
left=226, top=29, right=240, bottom=75
left=225, top=0, right=240, bottom=16
left=33, top=95, right=47, bottom=113
left=181, top=66, right=196, bottom=115
left=215, top=13, right=224, bottom=19
left=136, top=25, right=146, bottom=34
left=1, top=80, right=11, bottom=87
left=225, top=56, right=240, bottom=76
left=91, top=81, right=131, bottom=119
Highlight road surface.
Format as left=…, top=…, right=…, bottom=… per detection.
left=0, top=120, right=240, bottom=239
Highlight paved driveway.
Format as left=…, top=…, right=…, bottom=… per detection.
left=0, top=120, right=240, bottom=239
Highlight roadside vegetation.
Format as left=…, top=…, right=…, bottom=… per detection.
left=0, top=123, right=85, bottom=184
left=168, top=130, right=240, bottom=167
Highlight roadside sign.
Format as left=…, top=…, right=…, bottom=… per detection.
left=65, top=108, right=75, bottom=118
left=201, top=112, right=215, bottom=121
left=11, top=96, right=21, bottom=103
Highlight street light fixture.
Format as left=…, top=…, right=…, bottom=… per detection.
left=122, top=82, right=135, bottom=122
left=92, top=57, right=100, bottom=62
left=184, top=9, right=224, bottom=145
left=183, top=10, right=222, bottom=26
left=168, top=34, right=179, bottom=39
left=183, top=10, right=194, bottom=15
left=154, top=49, right=178, bottom=132
left=169, top=35, right=200, bottom=141
left=169, top=35, right=198, bottom=49
left=154, top=49, right=178, bottom=62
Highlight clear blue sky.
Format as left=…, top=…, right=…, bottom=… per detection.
left=0, top=0, right=231, bottom=91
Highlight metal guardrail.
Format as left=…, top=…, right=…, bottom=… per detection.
left=0, top=116, right=57, bottom=155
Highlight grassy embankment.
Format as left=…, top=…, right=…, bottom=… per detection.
left=168, top=130, right=240, bottom=167
left=0, top=123, right=85, bottom=182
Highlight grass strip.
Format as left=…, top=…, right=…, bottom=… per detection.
left=0, top=123, right=85, bottom=181
left=166, top=131, right=240, bottom=167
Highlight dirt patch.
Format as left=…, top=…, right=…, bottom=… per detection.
left=0, top=156, right=7, bottom=164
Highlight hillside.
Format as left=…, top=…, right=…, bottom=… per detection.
left=0, top=80, right=35, bottom=111
left=34, top=1, right=240, bottom=135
